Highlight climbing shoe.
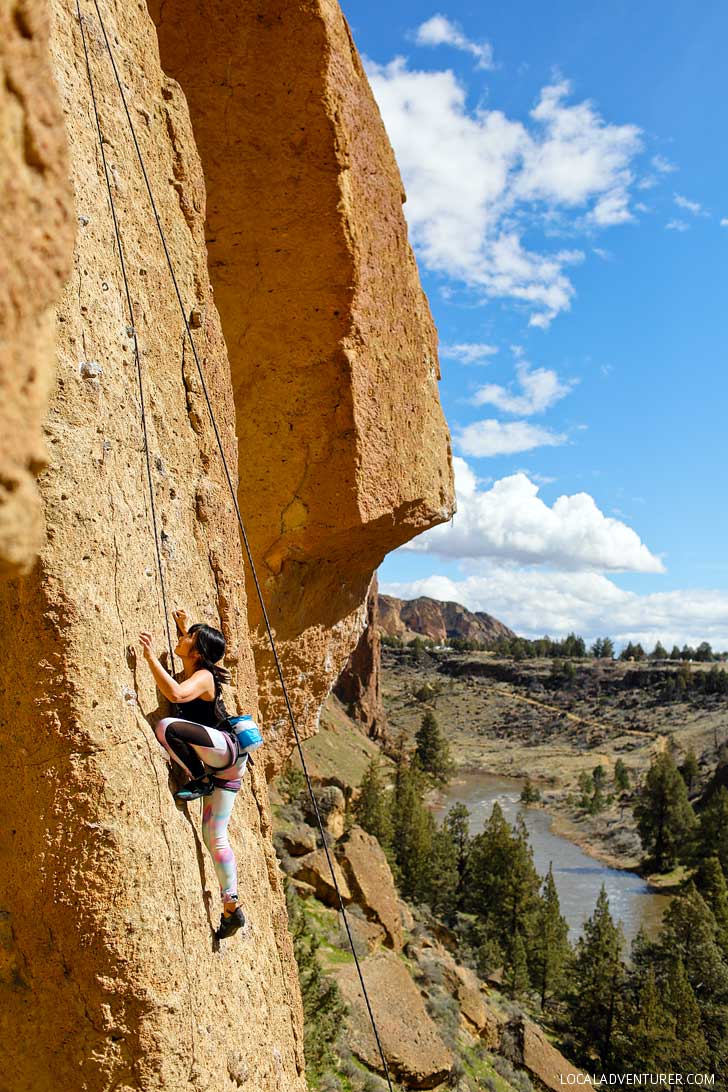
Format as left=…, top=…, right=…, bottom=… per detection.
left=174, top=774, right=214, bottom=802
left=216, top=899, right=246, bottom=941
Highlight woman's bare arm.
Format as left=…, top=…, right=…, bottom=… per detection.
left=138, top=633, right=214, bottom=702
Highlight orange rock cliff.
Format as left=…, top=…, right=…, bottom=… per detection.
left=0, top=1, right=454, bottom=1089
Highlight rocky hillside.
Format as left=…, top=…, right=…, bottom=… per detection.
left=0, top=2, right=453, bottom=1089
left=378, top=594, right=515, bottom=645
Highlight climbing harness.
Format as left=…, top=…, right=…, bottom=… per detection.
left=75, top=5, right=396, bottom=1088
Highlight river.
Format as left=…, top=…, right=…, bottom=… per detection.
left=432, top=771, right=671, bottom=949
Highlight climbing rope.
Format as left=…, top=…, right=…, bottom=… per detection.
left=76, top=1, right=176, bottom=673
left=77, top=4, right=396, bottom=1088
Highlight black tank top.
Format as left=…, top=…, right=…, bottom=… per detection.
left=175, top=694, right=219, bottom=728
left=175, top=671, right=224, bottom=728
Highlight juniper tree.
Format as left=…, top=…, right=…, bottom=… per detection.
left=444, top=802, right=471, bottom=910
left=619, top=965, right=676, bottom=1073
left=694, top=785, right=728, bottom=875
left=569, top=885, right=626, bottom=1066
left=354, top=755, right=393, bottom=849
left=414, top=710, right=453, bottom=786
left=694, top=855, right=728, bottom=956
left=389, top=761, right=435, bottom=903
left=613, top=758, right=630, bottom=792
left=531, top=863, right=572, bottom=1011
left=633, top=751, right=697, bottom=871
left=680, top=747, right=700, bottom=793
left=662, top=957, right=712, bottom=1073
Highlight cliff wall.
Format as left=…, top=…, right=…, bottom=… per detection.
left=0, top=0, right=453, bottom=1088
left=150, top=0, right=454, bottom=771
left=0, top=0, right=74, bottom=579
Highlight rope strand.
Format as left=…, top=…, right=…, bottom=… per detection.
left=79, top=3, right=396, bottom=1087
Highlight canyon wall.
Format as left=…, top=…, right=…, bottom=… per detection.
left=0, top=0, right=453, bottom=1088
left=150, top=0, right=454, bottom=772
left=0, top=0, right=75, bottom=579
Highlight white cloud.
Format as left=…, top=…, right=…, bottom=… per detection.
left=472, top=360, right=575, bottom=415
left=414, top=14, right=495, bottom=70
left=441, top=342, right=499, bottom=364
left=381, top=566, right=728, bottom=648
left=674, top=193, right=703, bottom=216
left=364, top=58, right=643, bottom=327
left=721, top=218, right=728, bottom=227
left=592, top=247, right=613, bottom=261
left=666, top=219, right=689, bottom=232
left=636, top=175, right=657, bottom=191
left=455, top=419, right=567, bottom=457
left=404, top=463, right=663, bottom=572
left=652, top=154, right=677, bottom=174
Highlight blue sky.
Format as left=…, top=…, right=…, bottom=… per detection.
left=340, top=1, right=728, bottom=648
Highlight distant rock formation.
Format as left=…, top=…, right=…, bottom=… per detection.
left=334, top=573, right=387, bottom=739
left=378, top=593, right=516, bottom=645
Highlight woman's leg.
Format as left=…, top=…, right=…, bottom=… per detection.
left=201, top=787, right=239, bottom=903
left=154, top=718, right=231, bottom=779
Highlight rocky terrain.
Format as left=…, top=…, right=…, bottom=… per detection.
left=381, top=646, right=726, bottom=871
left=272, top=780, right=586, bottom=1092
left=0, top=2, right=453, bottom=1089
left=378, top=594, right=515, bottom=646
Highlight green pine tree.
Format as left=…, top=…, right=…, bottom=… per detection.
left=621, top=965, right=676, bottom=1072
left=504, top=931, right=530, bottom=1000
left=694, top=785, right=728, bottom=875
left=428, top=824, right=459, bottom=918
left=415, top=710, right=454, bottom=786
left=389, top=761, right=434, bottom=903
left=694, top=855, right=728, bottom=956
left=614, top=758, right=630, bottom=792
left=680, top=748, right=700, bottom=793
left=633, top=751, right=697, bottom=871
left=569, top=885, right=626, bottom=1066
left=531, top=863, right=572, bottom=1010
left=354, top=755, right=393, bottom=848
left=444, top=802, right=471, bottom=910
left=662, top=957, right=711, bottom=1073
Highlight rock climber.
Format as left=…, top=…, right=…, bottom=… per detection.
left=138, top=608, right=247, bottom=941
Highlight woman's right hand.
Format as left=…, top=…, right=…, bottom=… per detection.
left=139, top=631, right=154, bottom=660
left=172, top=609, right=188, bottom=634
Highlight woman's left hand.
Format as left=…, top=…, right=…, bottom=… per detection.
left=139, top=632, right=155, bottom=660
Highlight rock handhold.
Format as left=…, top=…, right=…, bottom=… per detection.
left=333, top=950, right=453, bottom=1089
left=337, top=825, right=403, bottom=951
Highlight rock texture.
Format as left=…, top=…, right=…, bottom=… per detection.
left=333, top=950, right=453, bottom=1089
left=337, top=825, right=403, bottom=950
left=289, top=848, right=353, bottom=906
left=149, top=0, right=454, bottom=774
left=502, top=1016, right=588, bottom=1091
left=0, top=0, right=74, bottom=579
left=0, top=0, right=306, bottom=1088
left=379, top=594, right=515, bottom=645
left=334, top=572, right=387, bottom=739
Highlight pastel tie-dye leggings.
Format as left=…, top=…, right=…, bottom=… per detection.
left=154, top=717, right=240, bottom=902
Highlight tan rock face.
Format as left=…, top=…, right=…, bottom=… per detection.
left=337, top=825, right=403, bottom=950
left=0, top=0, right=305, bottom=1088
left=334, top=572, right=388, bottom=739
left=503, top=1016, right=588, bottom=1092
left=333, top=950, right=453, bottom=1089
left=0, top=0, right=74, bottom=579
left=149, top=0, right=454, bottom=773
left=290, top=848, right=353, bottom=906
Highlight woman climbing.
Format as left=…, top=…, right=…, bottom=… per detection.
left=138, top=609, right=247, bottom=941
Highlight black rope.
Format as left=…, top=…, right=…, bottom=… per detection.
left=80, top=3, right=397, bottom=1088
left=76, top=2, right=176, bottom=674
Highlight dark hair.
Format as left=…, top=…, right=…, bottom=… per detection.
left=188, top=623, right=230, bottom=720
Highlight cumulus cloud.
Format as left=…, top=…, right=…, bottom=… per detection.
left=472, top=359, right=575, bottom=415
left=674, top=193, right=704, bottom=216
left=441, top=342, right=499, bottom=364
left=364, top=58, right=643, bottom=326
left=455, top=420, right=567, bottom=457
left=414, top=14, right=495, bottom=69
left=404, top=462, right=664, bottom=572
left=666, top=219, right=690, bottom=232
left=381, top=566, right=728, bottom=649
left=721, top=218, right=728, bottom=227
